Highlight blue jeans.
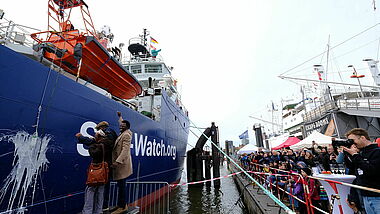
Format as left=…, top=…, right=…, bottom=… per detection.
left=82, top=185, right=105, bottom=214
left=362, top=196, right=380, bottom=214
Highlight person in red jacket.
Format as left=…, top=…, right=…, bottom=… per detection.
left=301, top=167, right=324, bottom=214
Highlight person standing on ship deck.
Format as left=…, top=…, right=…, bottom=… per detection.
left=110, top=111, right=133, bottom=214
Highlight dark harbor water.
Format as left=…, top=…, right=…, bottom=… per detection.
left=168, top=163, right=249, bottom=214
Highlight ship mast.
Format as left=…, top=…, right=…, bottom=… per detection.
left=142, top=28, right=148, bottom=47
left=325, top=35, right=330, bottom=82
left=324, top=35, right=334, bottom=102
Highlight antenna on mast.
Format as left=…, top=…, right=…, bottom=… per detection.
left=140, top=28, right=149, bottom=47
left=373, top=0, right=377, bottom=11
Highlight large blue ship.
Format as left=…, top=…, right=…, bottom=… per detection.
left=0, top=2, right=189, bottom=213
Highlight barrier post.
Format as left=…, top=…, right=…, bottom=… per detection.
left=300, top=176, right=314, bottom=214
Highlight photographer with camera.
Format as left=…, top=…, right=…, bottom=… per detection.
left=342, top=128, right=380, bottom=214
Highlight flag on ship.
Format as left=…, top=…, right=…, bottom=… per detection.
left=271, top=101, right=277, bottom=111
left=150, top=37, right=158, bottom=44
left=239, top=130, right=249, bottom=139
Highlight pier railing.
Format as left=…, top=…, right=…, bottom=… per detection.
left=235, top=160, right=380, bottom=214
left=108, top=181, right=170, bottom=214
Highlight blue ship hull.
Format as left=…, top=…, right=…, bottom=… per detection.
left=0, top=45, right=189, bottom=213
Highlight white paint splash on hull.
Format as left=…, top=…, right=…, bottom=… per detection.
left=0, top=131, right=51, bottom=213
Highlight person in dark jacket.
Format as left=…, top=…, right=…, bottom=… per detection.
left=343, top=128, right=380, bottom=214
left=81, top=132, right=106, bottom=214
left=321, top=145, right=338, bottom=172
left=271, top=150, right=283, bottom=162
left=76, top=121, right=117, bottom=211
left=297, top=149, right=306, bottom=162
left=304, top=150, right=317, bottom=167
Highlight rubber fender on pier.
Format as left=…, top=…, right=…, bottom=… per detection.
left=195, top=127, right=211, bottom=149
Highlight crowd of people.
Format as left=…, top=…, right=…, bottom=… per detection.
left=238, top=128, right=380, bottom=214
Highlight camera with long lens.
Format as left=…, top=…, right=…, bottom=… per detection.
left=331, top=139, right=355, bottom=148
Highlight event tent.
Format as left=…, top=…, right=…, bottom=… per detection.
left=290, top=131, right=335, bottom=150
left=268, top=133, right=289, bottom=149
left=272, top=137, right=301, bottom=150
left=237, top=144, right=259, bottom=154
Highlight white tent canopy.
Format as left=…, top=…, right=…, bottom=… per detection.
left=290, top=131, right=335, bottom=150
left=237, top=144, right=259, bottom=154
left=268, top=133, right=289, bottom=149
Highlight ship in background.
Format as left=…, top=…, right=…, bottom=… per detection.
left=0, top=1, right=188, bottom=213
left=268, top=43, right=380, bottom=149
left=252, top=35, right=380, bottom=149
left=277, top=52, right=380, bottom=141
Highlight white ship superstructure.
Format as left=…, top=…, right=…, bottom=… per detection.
left=122, top=29, right=187, bottom=121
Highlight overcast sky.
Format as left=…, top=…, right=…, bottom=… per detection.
left=2, top=0, right=380, bottom=148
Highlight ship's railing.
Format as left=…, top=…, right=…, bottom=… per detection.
left=121, top=55, right=164, bottom=64
left=129, top=37, right=143, bottom=46
left=336, top=97, right=380, bottom=111
left=0, top=18, right=39, bottom=47
left=330, top=87, right=365, bottom=96
left=302, top=101, right=337, bottom=122
left=108, top=181, right=170, bottom=214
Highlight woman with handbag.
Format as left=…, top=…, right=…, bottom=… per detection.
left=80, top=130, right=109, bottom=214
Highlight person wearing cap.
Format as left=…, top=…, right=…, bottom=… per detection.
left=80, top=131, right=107, bottom=214
left=110, top=111, right=133, bottom=214
left=96, top=121, right=118, bottom=211
left=343, top=128, right=380, bottom=214
left=76, top=120, right=117, bottom=211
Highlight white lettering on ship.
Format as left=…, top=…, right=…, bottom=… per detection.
left=77, top=121, right=97, bottom=156
left=77, top=122, right=177, bottom=160
left=134, top=133, right=177, bottom=160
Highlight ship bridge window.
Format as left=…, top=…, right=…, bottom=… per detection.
left=139, top=80, right=163, bottom=89
left=145, top=64, right=162, bottom=73
left=140, top=80, right=149, bottom=88
left=131, top=65, right=142, bottom=74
